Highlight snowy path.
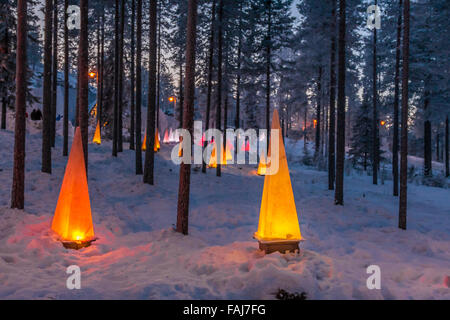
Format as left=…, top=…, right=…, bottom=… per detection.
left=0, top=130, right=449, bottom=299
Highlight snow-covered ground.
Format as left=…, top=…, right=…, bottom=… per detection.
left=0, top=127, right=449, bottom=300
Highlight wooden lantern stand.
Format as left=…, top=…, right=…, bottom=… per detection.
left=62, top=238, right=97, bottom=250
left=258, top=239, right=301, bottom=254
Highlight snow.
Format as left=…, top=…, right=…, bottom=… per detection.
left=0, top=127, right=449, bottom=300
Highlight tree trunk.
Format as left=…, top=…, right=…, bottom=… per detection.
left=99, top=4, right=105, bottom=136
left=393, top=0, right=402, bottom=196
left=78, top=0, right=89, bottom=171
left=156, top=0, right=161, bottom=132
left=42, top=0, right=53, bottom=174
left=315, top=66, right=322, bottom=158
left=135, top=0, right=143, bottom=174
left=335, top=0, right=346, bottom=206
left=143, top=0, right=157, bottom=185
left=1, top=7, right=9, bottom=131
left=328, top=0, right=337, bottom=190
left=130, top=0, right=136, bottom=150
left=176, top=0, right=198, bottom=235
left=399, top=0, right=410, bottom=230
left=372, top=1, right=379, bottom=185
left=118, top=0, right=125, bottom=152
left=424, top=89, right=432, bottom=176
left=51, top=0, right=58, bottom=148
left=202, top=0, right=216, bottom=174
left=235, top=1, right=242, bottom=132
left=445, top=115, right=449, bottom=177
left=265, top=0, right=272, bottom=153
left=11, top=0, right=27, bottom=210
left=63, top=0, right=69, bottom=156
left=178, top=60, right=184, bottom=128
left=113, top=0, right=119, bottom=157
left=215, top=0, right=224, bottom=178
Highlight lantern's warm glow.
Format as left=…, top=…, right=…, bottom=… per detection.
left=313, top=119, right=317, bottom=128
left=155, top=130, right=161, bottom=152
left=254, top=109, right=301, bottom=242
left=89, top=72, right=96, bottom=79
left=163, top=129, right=170, bottom=143
left=241, top=140, right=250, bottom=152
left=142, top=131, right=147, bottom=151
left=208, top=143, right=228, bottom=168
left=169, top=96, right=175, bottom=102
left=93, top=121, right=101, bottom=145
left=142, top=130, right=160, bottom=152
left=257, top=154, right=267, bottom=176
left=380, top=120, right=386, bottom=126
left=52, top=127, right=95, bottom=243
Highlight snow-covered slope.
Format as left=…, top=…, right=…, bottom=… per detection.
left=0, top=129, right=448, bottom=300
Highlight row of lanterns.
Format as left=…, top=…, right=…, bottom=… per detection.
left=53, top=109, right=302, bottom=254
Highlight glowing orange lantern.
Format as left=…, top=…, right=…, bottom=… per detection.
left=208, top=143, right=228, bottom=168
left=142, top=130, right=147, bottom=151
left=52, top=127, right=95, bottom=249
left=254, top=109, right=302, bottom=254
left=89, top=72, right=96, bottom=79
left=257, top=154, right=267, bottom=176
left=313, top=119, right=317, bottom=128
left=92, top=121, right=101, bottom=145
left=380, top=120, right=386, bottom=126
left=155, top=129, right=160, bottom=152
left=241, top=140, right=250, bottom=152
left=163, top=129, right=170, bottom=144
left=169, top=96, right=175, bottom=103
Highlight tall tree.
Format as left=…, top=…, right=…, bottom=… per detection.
left=176, top=0, right=198, bottom=235
left=113, top=0, right=119, bottom=157
left=63, top=0, right=69, bottom=156
left=328, top=0, right=337, bottom=190
left=118, top=0, right=125, bottom=152
left=372, top=0, right=379, bottom=185
left=392, top=0, right=402, bottom=196
left=399, top=0, right=410, bottom=230
left=135, top=0, right=143, bottom=174
left=42, top=0, right=53, bottom=173
left=78, top=0, right=89, bottom=169
left=446, top=115, right=449, bottom=177
left=201, top=0, right=216, bottom=174
left=51, top=0, right=58, bottom=148
left=143, top=0, right=157, bottom=185
left=11, top=0, right=27, bottom=209
left=130, top=0, right=136, bottom=150
left=334, top=0, right=346, bottom=206
left=215, top=0, right=223, bottom=178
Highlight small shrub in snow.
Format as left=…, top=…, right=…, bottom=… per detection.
left=275, top=289, right=307, bottom=300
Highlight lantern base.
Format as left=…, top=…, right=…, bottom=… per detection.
left=62, top=239, right=96, bottom=250
left=258, top=240, right=300, bottom=254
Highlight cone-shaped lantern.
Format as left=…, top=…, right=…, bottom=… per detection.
left=92, top=121, right=101, bottom=145
left=257, top=154, right=267, bottom=176
left=163, top=129, right=170, bottom=144
left=155, top=129, right=160, bottom=152
left=52, top=127, right=95, bottom=249
left=254, top=109, right=301, bottom=254
left=142, top=130, right=147, bottom=151
left=208, top=143, right=228, bottom=168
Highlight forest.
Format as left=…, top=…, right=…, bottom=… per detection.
left=0, top=0, right=449, bottom=300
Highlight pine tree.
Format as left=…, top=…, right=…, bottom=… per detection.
left=176, top=0, right=198, bottom=235
left=11, top=0, right=27, bottom=210
left=335, top=0, right=346, bottom=206
left=143, top=0, right=157, bottom=185
left=399, top=0, right=410, bottom=230
left=349, top=97, right=373, bottom=171
left=42, top=0, right=53, bottom=174
left=135, top=0, right=143, bottom=174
